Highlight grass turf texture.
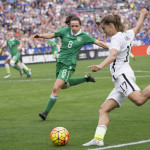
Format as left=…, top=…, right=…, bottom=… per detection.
left=0, top=56, right=150, bottom=150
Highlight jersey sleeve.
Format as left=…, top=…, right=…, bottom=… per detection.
left=15, top=39, right=20, bottom=45
left=55, top=27, right=68, bottom=38
left=84, top=34, right=96, bottom=45
left=126, top=29, right=135, bottom=40
left=109, top=35, right=122, bottom=52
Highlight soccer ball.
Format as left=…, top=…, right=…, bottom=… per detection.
left=50, top=127, right=70, bottom=146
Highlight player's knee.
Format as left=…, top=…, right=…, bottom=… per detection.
left=133, top=99, right=144, bottom=106
left=10, top=60, right=15, bottom=67
left=61, top=83, right=68, bottom=89
left=52, top=87, right=60, bottom=94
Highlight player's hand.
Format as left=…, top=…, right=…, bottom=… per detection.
left=17, top=48, right=21, bottom=53
left=33, top=34, right=41, bottom=38
left=88, top=65, right=101, bottom=72
left=141, top=8, right=148, bottom=18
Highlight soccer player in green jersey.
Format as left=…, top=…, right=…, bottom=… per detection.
left=47, top=38, right=59, bottom=59
left=33, top=15, right=109, bottom=120
left=1, top=31, right=31, bottom=78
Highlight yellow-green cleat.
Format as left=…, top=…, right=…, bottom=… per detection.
left=85, top=74, right=95, bottom=82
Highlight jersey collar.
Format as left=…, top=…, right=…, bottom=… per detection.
left=71, top=29, right=81, bottom=36
left=10, top=38, right=15, bottom=41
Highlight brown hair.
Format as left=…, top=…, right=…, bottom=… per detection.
left=65, top=15, right=81, bottom=26
left=65, top=15, right=77, bottom=26
left=100, top=14, right=125, bottom=32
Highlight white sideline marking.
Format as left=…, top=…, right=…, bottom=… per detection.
left=0, top=75, right=149, bottom=82
left=88, top=139, right=150, bottom=150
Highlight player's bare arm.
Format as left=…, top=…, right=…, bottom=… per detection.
left=88, top=49, right=118, bottom=72
left=33, top=33, right=55, bottom=39
left=1, top=41, right=7, bottom=50
left=94, top=40, right=109, bottom=49
left=132, top=8, right=148, bottom=36
left=0, top=41, right=7, bottom=54
left=17, top=42, right=22, bottom=52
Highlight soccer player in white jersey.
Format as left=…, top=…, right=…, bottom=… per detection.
left=83, top=9, right=150, bottom=147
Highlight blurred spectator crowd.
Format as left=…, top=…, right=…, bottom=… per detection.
left=0, top=0, right=149, bottom=54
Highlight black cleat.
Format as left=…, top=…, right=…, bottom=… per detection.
left=39, top=112, right=47, bottom=120
left=27, top=74, right=31, bottom=79
left=85, top=74, right=95, bottom=83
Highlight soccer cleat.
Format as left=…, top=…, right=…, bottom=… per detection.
left=39, top=112, right=47, bottom=120
left=85, top=74, right=95, bottom=82
left=20, top=70, right=23, bottom=77
left=28, top=69, right=32, bottom=75
left=27, top=74, right=31, bottom=79
left=4, top=74, right=11, bottom=79
left=82, top=139, right=104, bottom=146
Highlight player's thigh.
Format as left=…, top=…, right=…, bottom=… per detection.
left=116, top=74, right=140, bottom=97
left=128, top=90, right=147, bottom=104
left=57, top=64, right=75, bottom=82
left=58, top=69, right=74, bottom=82
left=107, top=88, right=126, bottom=107
left=53, top=78, right=66, bottom=89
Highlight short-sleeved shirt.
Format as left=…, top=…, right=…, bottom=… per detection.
left=7, top=38, right=20, bottom=57
left=109, top=29, right=135, bottom=80
left=55, top=27, right=95, bottom=68
left=47, top=38, right=58, bottom=54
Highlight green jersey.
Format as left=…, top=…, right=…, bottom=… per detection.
left=7, top=38, right=20, bottom=57
left=47, top=38, right=58, bottom=54
left=55, top=27, right=95, bottom=68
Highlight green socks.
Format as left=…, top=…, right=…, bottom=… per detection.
left=67, top=77, right=86, bottom=87
left=13, top=64, right=29, bottom=76
left=43, top=77, right=87, bottom=115
left=23, top=68, right=29, bottom=76
left=13, top=64, right=22, bottom=72
left=44, top=95, right=58, bottom=114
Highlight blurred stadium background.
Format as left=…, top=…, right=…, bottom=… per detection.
left=0, top=0, right=149, bottom=54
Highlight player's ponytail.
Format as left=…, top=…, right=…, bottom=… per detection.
left=114, top=15, right=125, bottom=32
left=100, top=14, right=125, bottom=32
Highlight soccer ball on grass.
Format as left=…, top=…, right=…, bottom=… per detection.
left=50, top=127, right=70, bottom=146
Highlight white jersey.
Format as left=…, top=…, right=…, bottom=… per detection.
left=109, top=29, right=135, bottom=81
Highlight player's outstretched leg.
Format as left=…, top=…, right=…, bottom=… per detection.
left=66, top=74, right=95, bottom=88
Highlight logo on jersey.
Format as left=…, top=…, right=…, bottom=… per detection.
left=77, top=37, right=82, bottom=41
left=67, top=34, right=69, bottom=37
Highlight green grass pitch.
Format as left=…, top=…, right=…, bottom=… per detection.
left=0, top=56, right=150, bottom=150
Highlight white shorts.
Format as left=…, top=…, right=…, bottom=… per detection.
left=107, top=73, right=140, bottom=106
